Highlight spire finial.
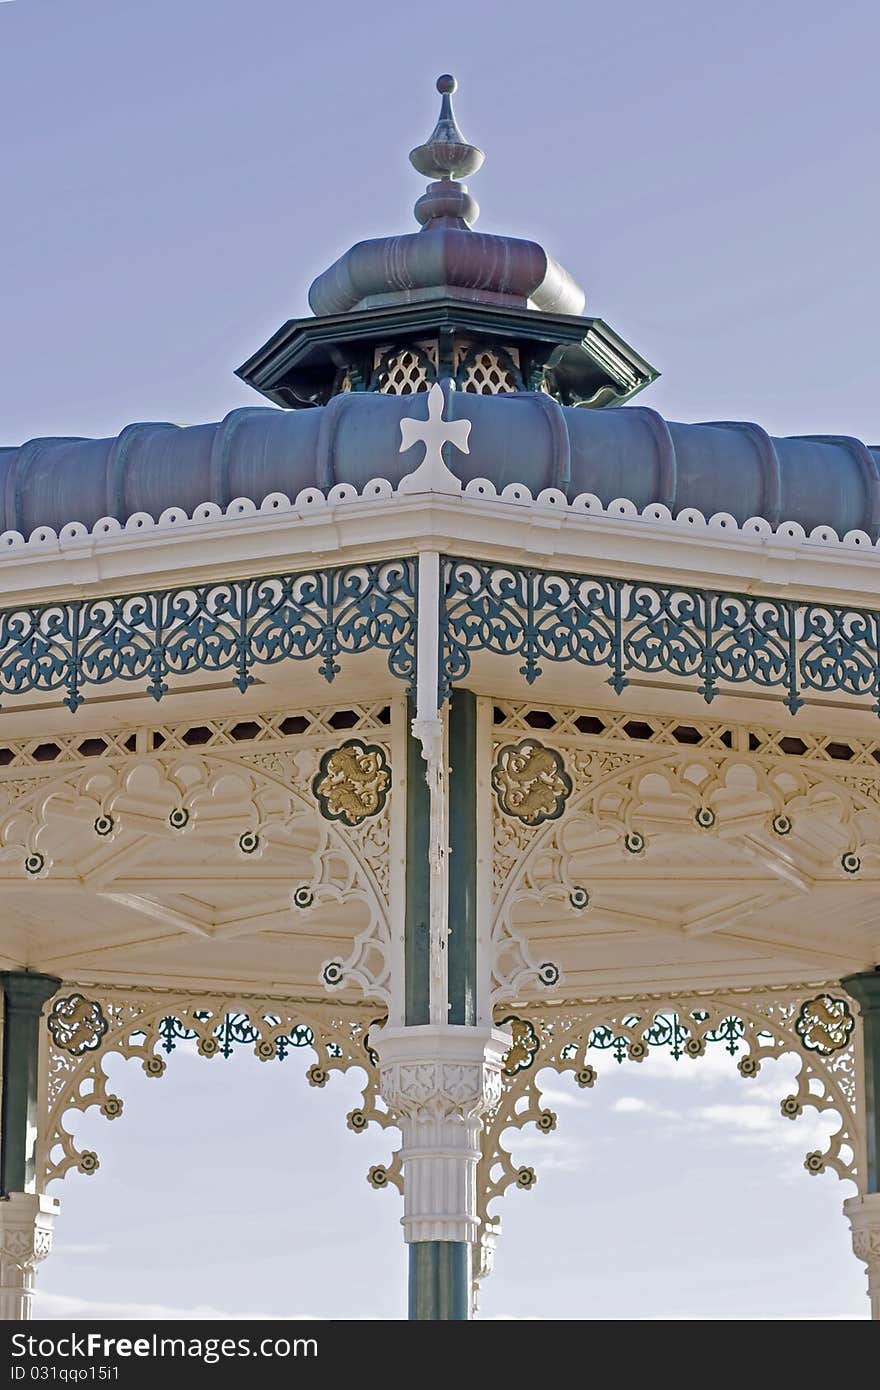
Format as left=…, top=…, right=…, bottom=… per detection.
left=409, top=75, right=484, bottom=229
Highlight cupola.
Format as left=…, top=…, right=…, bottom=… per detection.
left=236, top=77, right=657, bottom=409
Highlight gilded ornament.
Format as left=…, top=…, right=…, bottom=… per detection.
left=492, top=740, right=572, bottom=825
left=47, top=994, right=108, bottom=1057
left=795, top=994, right=855, bottom=1055
left=500, top=1017, right=540, bottom=1076
left=312, top=740, right=391, bottom=826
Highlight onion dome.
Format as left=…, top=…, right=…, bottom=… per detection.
left=236, top=77, right=657, bottom=409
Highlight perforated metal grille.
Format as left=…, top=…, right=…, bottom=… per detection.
left=458, top=348, right=520, bottom=394
left=374, top=346, right=436, bottom=394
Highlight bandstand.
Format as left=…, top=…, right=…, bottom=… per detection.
left=1, top=75, right=880, bottom=1322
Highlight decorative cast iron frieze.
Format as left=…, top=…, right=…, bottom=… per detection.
left=440, top=557, right=880, bottom=714
left=0, top=560, right=416, bottom=710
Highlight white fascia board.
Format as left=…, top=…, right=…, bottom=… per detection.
left=2, top=494, right=880, bottom=608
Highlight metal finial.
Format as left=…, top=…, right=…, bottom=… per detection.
left=409, top=75, right=484, bottom=228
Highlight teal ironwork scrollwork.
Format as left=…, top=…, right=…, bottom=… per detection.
left=440, top=557, right=880, bottom=714
left=0, top=560, right=416, bottom=710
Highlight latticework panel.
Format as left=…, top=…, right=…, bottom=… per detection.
left=373, top=345, right=437, bottom=395
left=456, top=347, right=521, bottom=395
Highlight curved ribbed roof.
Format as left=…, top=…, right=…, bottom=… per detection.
left=3, top=394, right=878, bottom=540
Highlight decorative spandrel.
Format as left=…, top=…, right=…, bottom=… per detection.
left=40, top=987, right=392, bottom=1185
left=487, top=697, right=880, bottom=1005
left=477, top=985, right=864, bottom=1237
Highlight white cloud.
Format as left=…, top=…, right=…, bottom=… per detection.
left=612, top=1096, right=652, bottom=1114
left=33, top=1290, right=318, bottom=1321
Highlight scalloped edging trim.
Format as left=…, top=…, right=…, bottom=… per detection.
left=1, top=475, right=878, bottom=555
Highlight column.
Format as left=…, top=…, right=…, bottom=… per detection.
left=388, top=689, right=504, bottom=1319
left=841, top=968, right=880, bottom=1319
left=0, top=971, right=61, bottom=1320
left=378, top=1024, right=506, bottom=1321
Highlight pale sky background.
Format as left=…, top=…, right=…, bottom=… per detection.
left=0, top=0, right=876, bottom=1319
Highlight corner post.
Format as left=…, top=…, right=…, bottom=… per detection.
left=0, top=971, right=61, bottom=1320
left=392, top=548, right=504, bottom=1317
left=842, top=969, right=880, bottom=1318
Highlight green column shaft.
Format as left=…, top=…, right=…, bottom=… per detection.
left=842, top=968, right=880, bottom=1191
left=408, top=1242, right=470, bottom=1320
left=448, top=690, right=477, bottom=1026
left=405, top=696, right=431, bottom=1025
left=0, top=971, right=60, bottom=1195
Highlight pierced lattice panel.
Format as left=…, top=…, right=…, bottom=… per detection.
left=459, top=348, right=520, bottom=395
left=489, top=700, right=880, bottom=771
left=374, top=346, right=436, bottom=395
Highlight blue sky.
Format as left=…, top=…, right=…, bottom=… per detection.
left=1, top=0, right=876, bottom=1318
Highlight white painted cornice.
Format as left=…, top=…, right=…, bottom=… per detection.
left=3, top=482, right=880, bottom=608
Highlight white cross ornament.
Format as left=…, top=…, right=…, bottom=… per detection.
left=397, top=382, right=469, bottom=495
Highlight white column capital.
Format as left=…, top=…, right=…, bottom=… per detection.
left=0, top=1192, right=59, bottom=1321
left=377, top=1025, right=507, bottom=1122
left=376, top=1025, right=508, bottom=1244
left=844, top=1191, right=880, bottom=1320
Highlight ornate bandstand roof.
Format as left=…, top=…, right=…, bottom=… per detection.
left=2, top=403, right=879, bottom=541
left=2, top=75, right=877, bottom=547
left=3, top=78, right=880, bottom=1329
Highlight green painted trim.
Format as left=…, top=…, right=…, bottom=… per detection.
left=448, top=689, right=477, bottom=1026
left=842, top=969, right=880, bottom=1191
left=0, top=972, right=61, bottom=1195
left=405, top=697, right=431, bottom=1025
left=408, top=1242, right=470, bottom=1320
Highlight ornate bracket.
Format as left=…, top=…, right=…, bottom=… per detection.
left=39, top=987, right=392, bottom=1185
left=478, top=986, right=863, bottom=1238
